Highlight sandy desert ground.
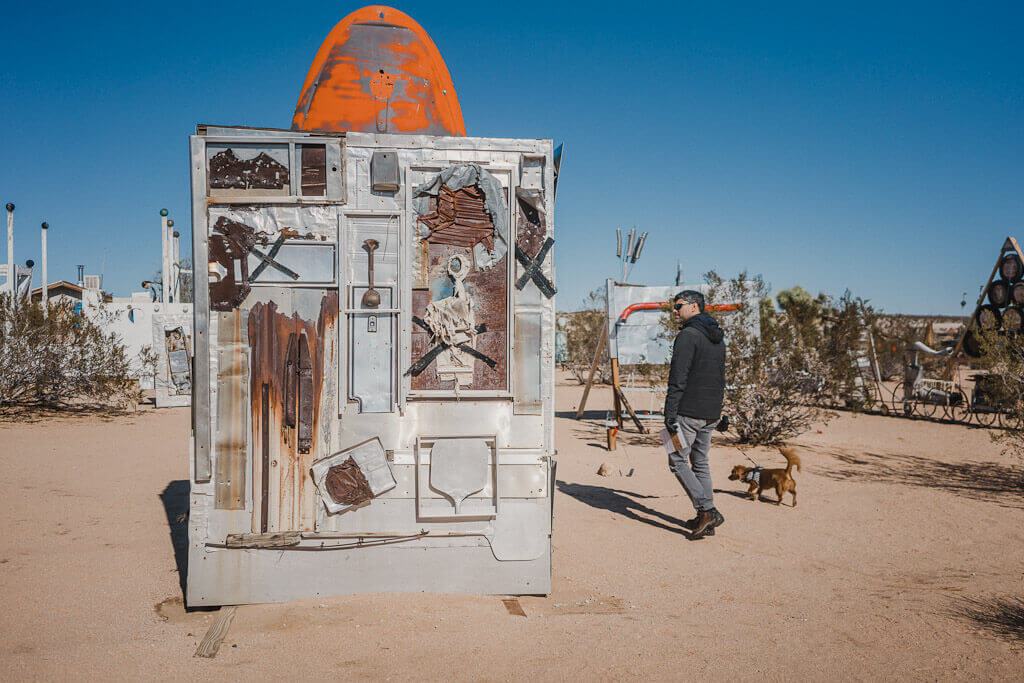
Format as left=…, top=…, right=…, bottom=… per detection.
left=3, top=374, right=1024, bottom=680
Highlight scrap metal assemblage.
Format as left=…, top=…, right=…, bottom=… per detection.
left=187, top=5, right=559, bottom=605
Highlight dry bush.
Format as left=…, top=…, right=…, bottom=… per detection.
left=0, top=294, right=134, bottom=411
left=975, top=329, right=1024, bottom=456
left=701, top=271, right=830, bottom=445
left=562, top=288, right=611, bottom=384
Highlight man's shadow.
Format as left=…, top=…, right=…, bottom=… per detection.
left=556, top=481, right=697, bottom=537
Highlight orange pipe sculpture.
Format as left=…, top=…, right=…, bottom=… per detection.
left=292, top=5, right=466, bottom=136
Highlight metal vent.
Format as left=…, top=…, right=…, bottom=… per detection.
left=84, top=275, right=102, bottom=290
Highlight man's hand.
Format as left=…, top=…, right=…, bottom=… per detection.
left=664, top=416, right=676, bottom=433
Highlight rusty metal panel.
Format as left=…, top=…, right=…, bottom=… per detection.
left=300, top=144, right=327, bottom=196
left=215, top=310, right=249, bottom=510
left=208, top=216, right=256, bottom=311
left=207, top=144, right=290, bottom=197
left=409, top=253, right=508, bottom=392
left=248, top=289, right=338, bottom=532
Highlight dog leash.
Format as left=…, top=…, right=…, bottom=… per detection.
left=736, top=447, right=760, bottom=468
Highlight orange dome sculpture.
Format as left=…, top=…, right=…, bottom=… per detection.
left=292, top=6, right=466, bottom=136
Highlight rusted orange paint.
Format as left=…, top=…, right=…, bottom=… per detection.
left=292, top=5, right=465, bottom=136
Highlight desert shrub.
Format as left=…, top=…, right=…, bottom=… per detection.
left=817, top=291, right=879, bottom=407
left=700, top=271, right=830, bottom=445
left=974, top=329, right=1024, bottom=456
left=563, top=288, right=610, bottom=384
left=0, top=294, right=134, bottom=410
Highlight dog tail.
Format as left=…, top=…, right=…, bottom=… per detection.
left=778, top=447, right=802, bottom=475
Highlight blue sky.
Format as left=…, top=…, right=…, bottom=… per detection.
left=1, top=1, right=1021, bottom=314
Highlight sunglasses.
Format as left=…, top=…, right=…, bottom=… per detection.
left=673, top=302, right=690, bottom=310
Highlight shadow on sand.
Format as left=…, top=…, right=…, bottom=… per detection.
left=556, top=480, right=698, bottom=538
left=159, top=480, right=190, bottom=599
left=948, top=595, right=1024, bottom=642
left=808, top=447, right=1024, bottom=508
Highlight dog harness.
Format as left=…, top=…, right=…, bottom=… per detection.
left=742, top=467, right=763, bottom=484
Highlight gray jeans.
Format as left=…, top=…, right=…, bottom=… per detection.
left=667, top=416, right=717, bottom=512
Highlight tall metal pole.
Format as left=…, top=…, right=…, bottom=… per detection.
left=40, top=222, right=49, bottom=316
left=172, top=228, right=180, bottom=303
left=5, top=203, right=13, bottom=298
left=159, top=208, right=169, bottom=303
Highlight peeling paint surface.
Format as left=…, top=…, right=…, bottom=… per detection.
left=292, top=6, right=464, bottom=135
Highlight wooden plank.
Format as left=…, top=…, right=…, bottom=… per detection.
left=225, top=531, right=301, bottom=549
left=614, top=384, right=647, bottom=434
left=611, top=357, right=623, bottom=430
left=194, top=606, right=237, bottom=659
left=575, top=319, right=608, bottom=420
left=502, top=597, right=527, bottom=617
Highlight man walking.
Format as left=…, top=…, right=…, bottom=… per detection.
left=664, top=290, right=727, bottom=540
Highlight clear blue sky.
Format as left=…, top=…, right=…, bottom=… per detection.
left=2, top=1, right=1021, bottom=314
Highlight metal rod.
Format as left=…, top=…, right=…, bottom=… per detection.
left=160, top=209, right=169, bottom=303
left=624, top=228, right=635, bottom=281
left=260, top=383, right=270, bottom=534
left=632, top=231, right=647, bottom=263
left=616, top=228, right=622, bottom=259
left=40, top=222, right=48, bottom=317
left=5, top=203, right=13, bottom=299
left=172, top=230, right=180, bottom=302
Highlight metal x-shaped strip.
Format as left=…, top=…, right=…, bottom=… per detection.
left=248, top=234, right=300, bottom=282
left=514, top=237, right=556, bottom=298
left=404, top=316, right=495, bottom=377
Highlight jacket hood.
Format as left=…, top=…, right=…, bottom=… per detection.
left=683, top=312, right=725, bottom=344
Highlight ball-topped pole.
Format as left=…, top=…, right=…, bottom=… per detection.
left=41, top=222, right=49, bottom=230
left=160, top=208, right=168, bottom=217
left=25, top=259, right=34, bottom=268
left=167, top=219, right=174, bottom=228
left=5, top=203, right=13, bottom=212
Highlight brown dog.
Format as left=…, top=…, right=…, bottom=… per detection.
left=728, top=447, right=802, bottom=506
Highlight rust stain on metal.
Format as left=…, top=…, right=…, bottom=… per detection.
left=324, top=458, right=374, bottom=506
left=248, top=291, right=338, bottom=531
left=209, top=148, right=289, bottom=191
left=515, top=188, right=546, bottom=256
left=209, top=216, right=257, bottom=311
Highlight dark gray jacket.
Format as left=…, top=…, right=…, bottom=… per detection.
left=664, top=313, right=726, bottom=422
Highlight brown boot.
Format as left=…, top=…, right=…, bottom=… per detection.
left=689, top=509, right=717, bottom=540
left=683, top=514, right=715, bottom=535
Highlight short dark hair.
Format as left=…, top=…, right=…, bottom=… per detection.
left=673, top=289, right=705, bottom=313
